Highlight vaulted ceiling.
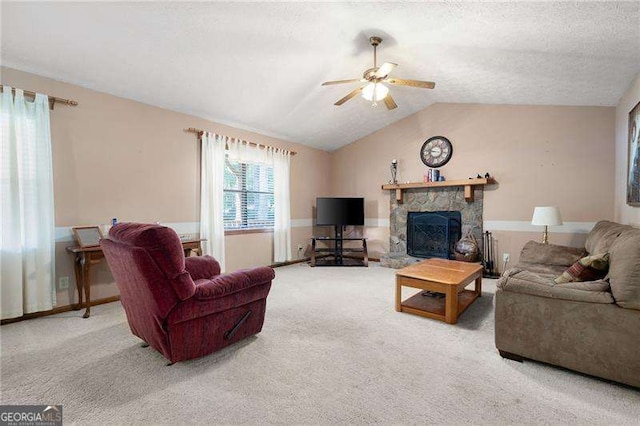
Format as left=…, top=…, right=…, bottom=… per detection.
left=2, top=2, right=639, bottom=151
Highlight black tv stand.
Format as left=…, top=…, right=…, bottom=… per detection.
left=310, top=226, right=368, bottom=267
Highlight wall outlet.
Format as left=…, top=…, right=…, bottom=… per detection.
left=502, top=253, right=510, bottom=263
left=59, top=276, right=69, bottom=290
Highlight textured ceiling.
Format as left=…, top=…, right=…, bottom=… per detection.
left=2, top=2, right=639, bottom=151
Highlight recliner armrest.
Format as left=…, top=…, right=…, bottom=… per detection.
left=519, top=241, right=586, bottom=267
left=185, top=256, right=221, bottom=280
left=194, top=267, right=275, bottom=300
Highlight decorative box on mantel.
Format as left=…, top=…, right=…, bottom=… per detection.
left=380, top=177, right=496, bottom=269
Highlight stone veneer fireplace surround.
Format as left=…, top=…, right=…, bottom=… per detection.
left=381, top=186, right=484, bottom=269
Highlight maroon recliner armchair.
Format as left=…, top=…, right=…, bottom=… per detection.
left=100, top=223, right=275, bottom=363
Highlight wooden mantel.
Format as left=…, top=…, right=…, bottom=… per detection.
left=381, top=177, right=496, bottom=203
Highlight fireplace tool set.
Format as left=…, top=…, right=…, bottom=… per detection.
left=483, top=231, right=500, bottom=278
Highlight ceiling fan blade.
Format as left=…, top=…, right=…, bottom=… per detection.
left=375, top=62, right=397, bottom=78
left=383, top=94, right=398, bottom=110
left=334, top=87, right=363, bottom=106
left=385, top=78, right=436, bottom=89
left=322, top=79, right=361, bottom=86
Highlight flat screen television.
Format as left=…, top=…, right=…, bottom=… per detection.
left=316, top=197, right=364, bottom=226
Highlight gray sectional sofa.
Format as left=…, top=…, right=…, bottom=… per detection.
left=495, top=220, right=640, bottom=388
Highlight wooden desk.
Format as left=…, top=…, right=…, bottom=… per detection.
left=66, top=239, right=203, bottom=318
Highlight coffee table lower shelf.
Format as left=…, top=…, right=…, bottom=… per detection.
left=400, top=290, right=479, bottom=322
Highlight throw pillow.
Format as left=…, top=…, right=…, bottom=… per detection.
left=554, top=253, right=610, bottom=284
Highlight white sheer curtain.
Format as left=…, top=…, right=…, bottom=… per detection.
left=269, top=147, right=291, bottom=263
left=1, top=86, right=56, bottom=319
left=206, top=135, right=292, bottom=264
left=200, top=132, right=226, bottom=272
left=227, top=137, right=266, bottom=164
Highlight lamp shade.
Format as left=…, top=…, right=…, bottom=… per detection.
left=531, top=206, right=563, bottom=226
left=362, top=82, right=389, bottom=101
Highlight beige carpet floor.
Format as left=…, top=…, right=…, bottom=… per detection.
left=1, top=263, right=639, bottom=425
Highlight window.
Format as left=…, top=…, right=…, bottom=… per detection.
left=223, top=156, right=274, bottom=231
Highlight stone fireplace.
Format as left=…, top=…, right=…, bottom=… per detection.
left=381, top=186, right=484, bottom=268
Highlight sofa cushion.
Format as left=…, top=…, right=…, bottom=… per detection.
left=554, top=253, right=609, bottom=284
left=518, top=241, right=586, bottom=267
left=607, top=229, right=640, bottom=310
left=513, top=262, right=567, bottom=277
left=585, top=220, right=630, bottom=255
left=498, top=269, right=614, bottom=304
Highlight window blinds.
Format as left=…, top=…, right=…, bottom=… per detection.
left=223, top=157, right=275, bottom=230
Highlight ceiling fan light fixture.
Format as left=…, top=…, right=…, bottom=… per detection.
left=361, top=82, right=389, bottom=102
left=321, top=35, right=435, bottom=110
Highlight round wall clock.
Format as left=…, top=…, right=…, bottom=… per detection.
left=420, top=136, right=453, bottom=168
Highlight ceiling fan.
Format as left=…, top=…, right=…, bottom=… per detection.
left=322, top=36, right=436, bottom=110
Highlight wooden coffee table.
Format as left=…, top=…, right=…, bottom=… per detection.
left=395, top=258, right=483, bottom=324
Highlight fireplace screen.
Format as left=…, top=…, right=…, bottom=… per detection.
left=407, top=211, right=462, bottom=259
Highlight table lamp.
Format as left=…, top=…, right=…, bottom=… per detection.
left=531, top=206, right=563, bottom=244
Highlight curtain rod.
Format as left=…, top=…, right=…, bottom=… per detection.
left=184, top=127, right=297, bottom=156
left=0, top=84, right=78, bottom=109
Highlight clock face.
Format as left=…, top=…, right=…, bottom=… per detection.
left=420, top=136, right=453, bottom=168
